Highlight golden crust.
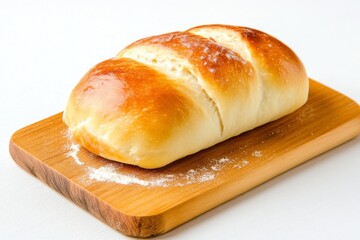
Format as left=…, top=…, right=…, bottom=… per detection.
left=63, top=25, right=308, bottom=168
left=119, top=31, right=260, bottom=139
left=188, top=25, right=307, bottom=81
left=71, top=58, right=194, bottom=139
left=63, top=58, right=221, bottom=168
left=124, top=31, right=255, bottom=95
left=188, top=24, right=309, bottom=124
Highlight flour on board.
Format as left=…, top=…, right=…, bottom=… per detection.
left=63, top=129, right=84, bottom=165
left=252, top=150, right=263, bottom=158
left=63, top=129, right=250, bottom=187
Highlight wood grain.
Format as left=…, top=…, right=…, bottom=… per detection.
left=9, top=80, right=360, bottom=237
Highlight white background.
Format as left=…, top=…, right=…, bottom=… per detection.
left=1, top=0, right=359, bottom=239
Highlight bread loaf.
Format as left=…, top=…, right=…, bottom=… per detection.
left=63, top=24, right=308, bottom=169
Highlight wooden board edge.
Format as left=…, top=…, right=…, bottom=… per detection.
left=9, top=137, right=167, bottom=238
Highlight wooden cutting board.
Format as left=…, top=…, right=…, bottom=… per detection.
left=9, top=80, right=360, bottom=238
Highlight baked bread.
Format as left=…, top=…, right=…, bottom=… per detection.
left=63, top=24, right=308, bottom=169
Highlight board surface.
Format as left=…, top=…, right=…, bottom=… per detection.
left=10, top=80, right=360, bottom=237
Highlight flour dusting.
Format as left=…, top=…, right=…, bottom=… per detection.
left=62, top=129, right=251, bottom=188
left=87, top=164, right=216, bottom=187
left=252, top=150, right=263, bottom=158
left=233, top=160, right=249, bottom=169
left=199, top=173, right=215, bottom=182
left=83, top=157, right=238, bottom=187
left=63, top=129, right=84, bottom=165
left=88, top=164, right=173, bottom=187
left=68, top=143, right=83, bottom=165
left=210, top=157, right=230, bottom=171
